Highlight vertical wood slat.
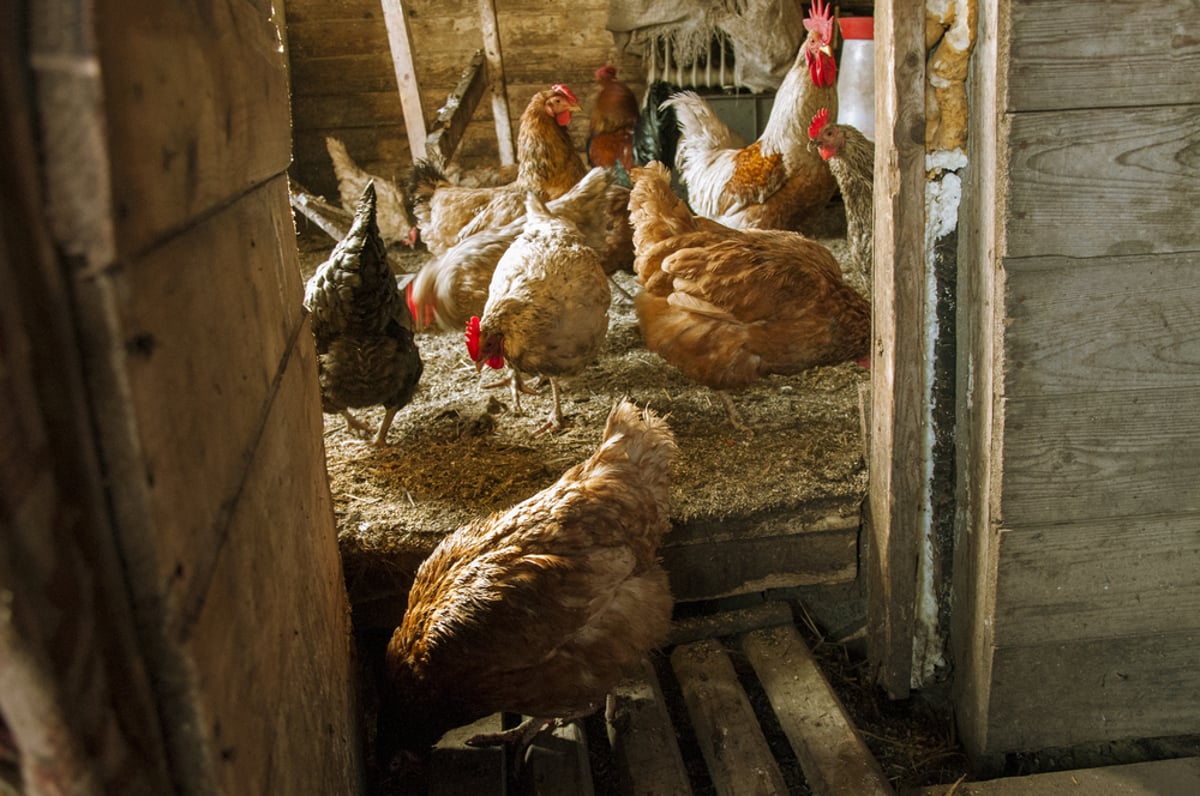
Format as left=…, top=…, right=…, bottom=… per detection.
left=478, top=0, right=515, bottom=165
left=866, top=0, right=928, bottom=699
left=380, top=0, right=427, bottom=161
left=607, top=659, right=694, bottom=795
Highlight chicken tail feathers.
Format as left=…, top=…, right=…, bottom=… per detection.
left=628, top=161, right=697, bottom=257
left=599, top=398, right=677, bottom=475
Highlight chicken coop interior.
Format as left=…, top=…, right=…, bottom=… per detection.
left=3, top=0, right=1199, bottom=795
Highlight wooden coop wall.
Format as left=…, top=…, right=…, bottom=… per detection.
left=11, top=0, right=363, bottom=791
left=285, top=0, right=645, bottom=200
left=954, top=0, right=1200, bottom=759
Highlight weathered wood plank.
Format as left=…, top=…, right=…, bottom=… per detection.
left=522, top=718, right=593, bottom=795
left=286, top=18, right=390, bottom=59
left=1000, top=385, right=1200, bottom=527
left=911, top=757, right=1200, bottom=796
left=1008, top=0, right=1200, bottom=112
left=1004, top=105, right=1200, bottom=260
left=671, top=640, right=788, bottom=796
left=1004, top=252, right=1200, bottom=396
left=478, top=0, right=515, bottom=165
left=425, top=50, right=488, bottom=167
left=182, top=330, right=361, bottom=793
left=987, top=631, right=1200, bottom=753
left=110, top=176, right=306, bottom=611
left=866, top=0, right=927, bottom=700
left=381, top=0, right=427, bottom=160
left=742, top=625, right=894, bottom=796
left=607, top=659, right=693, bottom=796
left=661, top=526, right=858, bottom=603
left=95, top=0, right=291, bottom=257
left=992, top=518, right=1200, bottom=646
left=668, top=602, right=794, bottom=647
left=430, top=714, right=506, bottom=795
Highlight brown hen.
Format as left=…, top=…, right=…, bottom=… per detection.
left=408, top=85, right=589, bottom=256
left=663, top=0, right=838, bottom=231
left=629, top=161, right=869, bottom=431
left=378, top=398, right=677, bottom=764
left=587, top=65, right=639, bottom=173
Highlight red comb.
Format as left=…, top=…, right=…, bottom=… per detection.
left=803, top=0, right=834, bottom=42
left=552, top=83, right=579, bottom=105
left=595, top=65, right=617, bottom=81
left=808, top=108, right=831, bottom=140
left=465, top=316, right=482, bottom=359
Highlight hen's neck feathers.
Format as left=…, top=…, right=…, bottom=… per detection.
left=514, top=92, right=585, bottom=196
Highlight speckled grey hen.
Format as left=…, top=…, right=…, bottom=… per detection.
left=304, top=181, right=423, bottom=445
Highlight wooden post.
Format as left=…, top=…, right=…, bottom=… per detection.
left=478, top=0, right=515, bottom=165
left=865, top=0, right=927, bottom=699
left=380, top=0, right=428, bottom=161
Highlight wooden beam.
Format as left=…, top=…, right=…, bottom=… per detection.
left=425, top=50, right=489, bottom=168
left=380, top=0, right=427, bottom=161
left=865, top=0, right=927, bottom=699
left=477, top=0, right=515, bottom=165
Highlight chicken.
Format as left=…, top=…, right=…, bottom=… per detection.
left=408, top=85, right=589, bottom=256
left=663, top=0, right=839, bottom=231
left=378, top=398, right=677, bottom=765
left=809, top=107, right=875, bottom=300
left=633, top=80, right=681, bottom=170
left=629, top=162, right=869, bottom=431
left=465, top=193, right=611, bottom=433
left=406, top=166, right=632, bottom=332
left=325, top=136, right=417, bottom=248
left=587, top=65, right=639, bottom=173
left=303, top=182, right=423, bottom=445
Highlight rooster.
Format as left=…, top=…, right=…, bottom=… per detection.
left=629, top=162, right=869, bottom=431
left=465, top=193, right=611, bottom=433
left=377, top=399, right=676, bottom=768
left=304, top=182, right=423, bottom=445
left=810, top=107, right=875, bottom=300
left=633, top=80, right=681, bottom=170
left=663, top=0, right=839, bottom=231
left=325, top=136, right=418, bottom=248
left=587, top=65, right=639, bottom=174
left=406, top=166, right=632, bottom=332
left=408, top=85, right=588, bottom=256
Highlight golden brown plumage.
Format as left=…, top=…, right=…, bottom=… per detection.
left=629, top=161, right=869, bottom=430
left=408, top=86, right=589, bottom=256
left=378, top=399, right=677, bottom=759
left=303, top=182, right=423, bottom=445
left=587, top=65, right=639, bottom=172
left=664, top=0, right=839, bottom=231
left=405, top=167, right=633, bottom=332
left=466, top=193, right=612, bottom=432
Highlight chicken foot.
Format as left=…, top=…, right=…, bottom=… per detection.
left=718, top=391, right=754, bottom=435
left=480, top=369, right=541, bottom=414
left=341, top=409, right=373, bottom=435
left=465, top=703, right=599, bottom=771
left=371, top=407, right=399, bottom=447
left=533, top=377, right=571, bottom=435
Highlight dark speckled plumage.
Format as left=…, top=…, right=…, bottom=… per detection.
left=304, top=182, right=423, bottom=444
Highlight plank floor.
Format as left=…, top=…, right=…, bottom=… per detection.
left=425, top=605, right=893, bottom=795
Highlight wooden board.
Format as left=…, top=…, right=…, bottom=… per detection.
left=380, top=0, right=428, bottom=160
left=1003, top=105, right=1200, bottom=260
left=607, top=659, right=693, bottom=796
left=742, top=625, right=894, bottom=796
left=1007, top=0, right=1200, bottom=112
left=986, top=631, right=1200, bottom=753
left=1003, top=252, right=1200, bottom=395
left=425, top=50, right=489, bottom=167
left=95, top=0, right=292, bottom=258
left=911, top=757, right=1200, bottom=796
left=670, top=640, right=789, bottom=796
left=522, top=718, right=594, bottom=795
left=865, top=0, right=928, bottom=700
left=430, top=714, right=506, bottom=795
left=992, top=519, right=1200, bottom=646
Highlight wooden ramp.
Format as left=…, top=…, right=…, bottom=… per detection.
left=424, top=607, right=894, bottom=795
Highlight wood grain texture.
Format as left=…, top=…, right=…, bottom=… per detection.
left=987, top=631, right=1200, bottom=753
left=866, top=0, right=927, bottom=700
left=1003, top=252, right=1200, bottom=396
left=607, top=659, right=694, bottom=795
left=95, top=0, right=292, bottom=258
left=1000, top=385, right=1200, bottom=527
left=992, top=519, right=1200, bottom=646
left=1004, top=105, right=1200, bottom=260
left=1007, top=0, right=1200, bottom=112
left=670, top=640, right=789, bottom=796
left=381, top=0, right=428, bottom=159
